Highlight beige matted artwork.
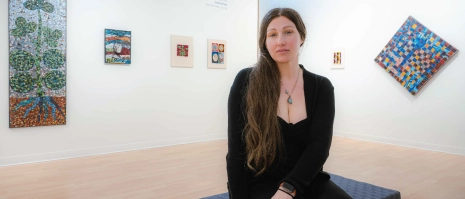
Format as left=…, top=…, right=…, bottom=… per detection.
left=171, top=35, right=194, bottom=68
left=331, top=48, right=345, bottom=69
left=207, top=39, right=227, bottom=69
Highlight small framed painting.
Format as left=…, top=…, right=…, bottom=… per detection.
left=171, top=35, right=194, bottom=68
left=207, top=39, right=227, bottom=69
left=105, top=29, right=131, bottom=64
left=331, top=48, right=345, bottom=69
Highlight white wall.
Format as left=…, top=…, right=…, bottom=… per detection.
left=260, top=0, right=465, bottom=154
left=0, top=0, right=258, bottom=166
left=259, top=0, right=310, bottom=24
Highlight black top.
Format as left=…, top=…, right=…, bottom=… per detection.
left=226, top=65, right=335, bottom=199
left=249, top=117, right=310, bottom=199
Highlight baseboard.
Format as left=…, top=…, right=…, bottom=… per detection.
left=334, top=130, right=465, bottom=156
left=0, top=134, right=227, bottom=167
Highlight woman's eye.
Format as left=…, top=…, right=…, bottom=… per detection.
left=285, top=31, right=293, bottom=34
left=268, top=33, right=276, bottom=37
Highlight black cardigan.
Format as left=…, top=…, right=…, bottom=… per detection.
left=226, top=65, right=335, bottom=198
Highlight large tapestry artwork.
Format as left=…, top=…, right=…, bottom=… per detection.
left=374, top=16, right=458, bottom=95
left=9, top=0, right=67, bottom=128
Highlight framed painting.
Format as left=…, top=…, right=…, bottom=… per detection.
left=9, top=0, right=67, bottom=128
left=374, top=16, right=458, bottom=95
left=105, top=29, right=131, bottom=64
left=171, top=35, right=194, bottom=68
left=207, top=39, right=227, bottom=69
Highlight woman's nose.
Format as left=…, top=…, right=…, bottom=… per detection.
left=277, top=34, right=286, bottom=46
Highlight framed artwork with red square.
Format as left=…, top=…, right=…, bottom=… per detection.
left=171, top=35, right=193, bottom=68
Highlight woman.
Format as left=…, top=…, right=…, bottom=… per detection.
left=226, top=8, right=352, bottom=199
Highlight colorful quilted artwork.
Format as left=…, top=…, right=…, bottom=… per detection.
left=218, top=52, right=224, bottom=64
left=207, top=39, right=227, bottom=69
left=105, top=29, right=131, bottom=64
left=177, top=44, right=189, bottom=57
left=212, top=43, right=219, bottom=52
left=212, top=52, right=219, bottom=63
left=334, top=52, right=341, bottom=65
left=219, top=44, right=224, bottom=52
left=9, top=0, right=67, bottom=128
left=374, top=16, right=458, bottom=95
left=211, top=43, right=224, bottom=64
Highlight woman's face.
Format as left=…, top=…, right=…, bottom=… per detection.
left=265, top=16, right=302, bottom=65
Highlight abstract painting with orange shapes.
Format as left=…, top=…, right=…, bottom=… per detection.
left=374, top=16, right=458, bottom=95
left=105, top=29, right=131, bottom=64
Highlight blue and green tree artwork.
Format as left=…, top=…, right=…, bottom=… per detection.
left=9, top=0, right=67, bottom=128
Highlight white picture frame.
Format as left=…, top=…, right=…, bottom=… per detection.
left=171, top=35, right=194, bottom=68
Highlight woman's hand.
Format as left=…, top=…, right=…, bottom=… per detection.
left=271, top=189, right=293, bottom=199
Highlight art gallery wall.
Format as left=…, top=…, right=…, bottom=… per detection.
left=0, top=0, right=258, bottom=166
left=260, top=0, right=465, bottom=155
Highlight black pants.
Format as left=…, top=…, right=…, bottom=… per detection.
left=250, top=177, right=352, bottom=199
left=310, top=178, right=352, bottom=199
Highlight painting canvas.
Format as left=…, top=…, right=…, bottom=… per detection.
left=207, top=39, right=227, bottom=69
left=374, top=16, right=458, bottom=95
left=334, top=52, right=341, bottom=64
left=177, top=44, right=189, bottom=57
left=171, top=35, right=194, bottom=68
left=105, top=29, right=131, bottom=64
left=331, top=48, right=345, bottom=69
left=9, top=0, right=67, bottom=128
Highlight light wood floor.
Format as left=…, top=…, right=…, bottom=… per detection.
left=0, top=136, right=464, bottom=199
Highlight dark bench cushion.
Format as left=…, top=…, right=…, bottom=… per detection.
left=329, top=173, right=401, bottom=199
left=201, top=173, right=401, bottom=199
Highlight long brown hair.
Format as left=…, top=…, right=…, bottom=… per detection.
left=244, top=8, right=307, bottom=175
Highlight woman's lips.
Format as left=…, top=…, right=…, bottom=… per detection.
left=277, top=49, right=289, bottom=53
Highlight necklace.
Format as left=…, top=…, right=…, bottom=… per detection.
left=281, top=68, right=301, bottom=104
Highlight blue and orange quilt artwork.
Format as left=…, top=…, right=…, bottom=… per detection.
left=374, top=16, right=458, bottom=95
left=105, top=29, right=131, bottom=64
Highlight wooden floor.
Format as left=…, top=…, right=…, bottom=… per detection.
left=0, top=136, right=464, bottom=199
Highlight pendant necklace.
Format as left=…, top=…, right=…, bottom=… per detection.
left=281, top=68, right=301, bottom=105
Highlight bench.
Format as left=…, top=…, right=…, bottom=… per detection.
left=201, top=173, right=401, bottom=199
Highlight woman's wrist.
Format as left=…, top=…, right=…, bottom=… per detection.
left=278, top=188, right=295, bottom=198
left=279, top=182, right=296, bottom=198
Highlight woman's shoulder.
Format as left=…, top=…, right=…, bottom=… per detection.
left=236, top=67, right=253, bottom=79
left=300, top=65, right=334, bottom=90
left=232, top=67, right=253, bottom=86
left=230, top=67, right=253, bottom=94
